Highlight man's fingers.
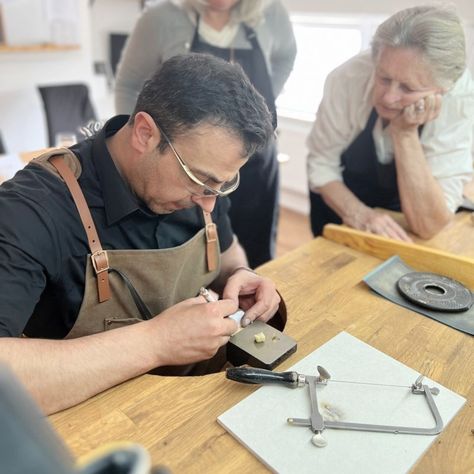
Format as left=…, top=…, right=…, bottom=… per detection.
left=242, top=290, right=280, bottom=325
left=221, top=275, right=245, bottom=304
left=182, top=296, right=239, bottom=320
left=221, top=318, right=239, bottom=337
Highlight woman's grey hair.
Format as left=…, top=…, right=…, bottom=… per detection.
left=371, top=5, right=466, bottom=89
left=179, top=0, right=271, bottom=28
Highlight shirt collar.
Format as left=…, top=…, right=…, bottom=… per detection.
left=91, top=115, right=142, bottom=225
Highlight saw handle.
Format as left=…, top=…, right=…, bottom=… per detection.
left=226, top=367, right=299, bottom=387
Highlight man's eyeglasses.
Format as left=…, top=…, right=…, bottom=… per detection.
left=157, top=125, right=240, bottom=197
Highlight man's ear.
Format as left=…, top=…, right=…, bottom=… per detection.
left=131, top=112, right=161, bottom=153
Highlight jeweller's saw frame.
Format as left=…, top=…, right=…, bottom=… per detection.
left=226, top=366, right=443, bottom=447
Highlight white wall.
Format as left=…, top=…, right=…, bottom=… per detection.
left=0, top=0, right=95, bottom=151
left=282, top=0, right=474, bottom=21
left=90, top=0, right=141, bottom=65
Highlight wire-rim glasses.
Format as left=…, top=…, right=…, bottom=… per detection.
left=156, top=123, right=240, bottom=197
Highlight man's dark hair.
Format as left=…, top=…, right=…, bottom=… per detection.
left=130, top=53, right=273, bottom=157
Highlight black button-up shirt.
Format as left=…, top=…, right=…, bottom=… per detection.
left=0, top=116, right=233, bottom=338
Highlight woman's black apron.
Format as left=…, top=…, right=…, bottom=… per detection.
left=191, top=17, right=279, bottom=268
left=309, top=109, right=402, bottom=236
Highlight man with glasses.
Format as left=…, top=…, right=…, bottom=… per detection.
left=0, top=54, right=281, bottom=414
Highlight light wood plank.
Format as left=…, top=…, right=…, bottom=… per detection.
left=323, top=223, right=474, bottom=288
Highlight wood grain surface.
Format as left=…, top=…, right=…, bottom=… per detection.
left=323, top=223, right=474, bottom=288
left=49, top=238, right=474, bottom=473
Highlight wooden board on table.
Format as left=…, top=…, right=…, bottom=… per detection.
left=323, top=224, right=474, bottom=288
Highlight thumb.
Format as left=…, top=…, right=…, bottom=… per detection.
left=222, top=277, right=243, bottom=305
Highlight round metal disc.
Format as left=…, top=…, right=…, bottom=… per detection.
left=397, top=272, right=472, bottom=312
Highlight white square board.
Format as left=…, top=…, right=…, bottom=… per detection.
left=218, top=332, right=465, bottom=474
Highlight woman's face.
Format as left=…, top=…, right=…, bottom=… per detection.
left=372, top=46, right=442, bottom=121
left=205, top=0, right=240, bottom=13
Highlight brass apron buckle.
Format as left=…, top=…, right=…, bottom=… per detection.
left=91, top=250, right=109, bottom=274
left=205, top=222, right=217, bottom=243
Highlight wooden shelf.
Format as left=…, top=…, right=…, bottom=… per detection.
left=0, top=43, right=80, bottom=53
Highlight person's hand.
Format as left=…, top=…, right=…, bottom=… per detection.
left=344, top=207, right=412, bottom=242
left=390, top=93, right=442, bottom=133
left=149, top=296, right=239, bottom=366
left=221, top=268, right=281, bottom=326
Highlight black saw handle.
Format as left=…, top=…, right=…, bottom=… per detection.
left=226, top=367, right=300, bottom=387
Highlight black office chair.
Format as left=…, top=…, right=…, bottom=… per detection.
left=0, top=364, right=168, bottom=473
left=38, top=84, right=97, bottom=147
left=0, top=130, right=6, bottom=154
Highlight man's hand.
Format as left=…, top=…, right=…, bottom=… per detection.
left=344, top=207, right=412, bottom=242
left=390, top=93, right=442, bottom=133
left=221, top=268, right=281, bottom=326
left=150, top=296, right=239, bottom=366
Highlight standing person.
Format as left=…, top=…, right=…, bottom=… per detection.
left=115, top=0, right=297, bottom=268
left=0, top=54, right=281, bottom=415
left=307, top=5, right=474, bottom=240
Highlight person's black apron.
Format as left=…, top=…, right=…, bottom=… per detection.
left=191, top=17, right=279, bottom=268
left=310, top=109, right=402, bottom=236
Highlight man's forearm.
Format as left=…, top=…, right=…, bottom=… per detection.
left=0, top=322, right=159, bottom=415
left=392, top=129, right=452, bottom=238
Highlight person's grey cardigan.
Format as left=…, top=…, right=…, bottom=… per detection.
left=114, top=0, right=296, bottom=114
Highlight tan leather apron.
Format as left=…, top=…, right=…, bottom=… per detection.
left=32, top=148, right=226, bottom=375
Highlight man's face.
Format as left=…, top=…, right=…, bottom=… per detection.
left=372, top=46, right=440, bottom=121
left=135, top=124, right=246, bottom=215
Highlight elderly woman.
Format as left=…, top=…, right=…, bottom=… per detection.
left=307, top=6, right=474, bottom=240
left=115, top=0, right=296, bottom=268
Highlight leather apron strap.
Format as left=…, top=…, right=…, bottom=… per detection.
left=203, top=211, right=218, bottom=272
left=48, top=155, right=111, bottom=302
left=44, top=153, right=218, bottom=300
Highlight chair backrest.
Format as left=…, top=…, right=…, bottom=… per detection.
left=38, top=83, right=97, bottom=147
left=109, top=33, right=129, bottom=76
left=0, top=130, right=5, bottom=154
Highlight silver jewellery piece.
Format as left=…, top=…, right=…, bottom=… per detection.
left=415, top=103, right=425, bottom=113
left=199, top=287, right=215, bottom=303
left=79, top=120, right=106, bottom=138
left=226, top=366, right=443, bottom=448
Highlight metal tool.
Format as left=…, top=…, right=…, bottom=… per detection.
left=226, top=366, right=444, bottom=447
left=199, top=288, right=297, bottom=370
left=397, top=272, right=472, bottom=312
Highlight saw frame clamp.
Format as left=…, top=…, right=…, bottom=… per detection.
left=226, top=366, right=444, bottom=447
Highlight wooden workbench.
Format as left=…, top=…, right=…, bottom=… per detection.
left=49, top=237, right=474, bottom=473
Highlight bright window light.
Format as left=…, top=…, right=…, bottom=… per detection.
left=277, top=15, right=383, bottom=121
